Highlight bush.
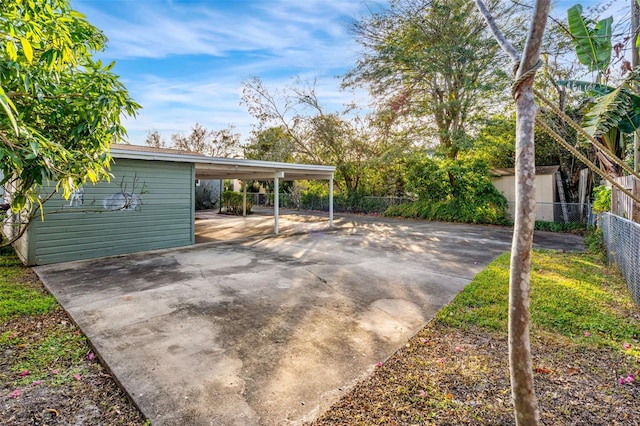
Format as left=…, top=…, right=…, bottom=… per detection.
left=383, top=157, right=509, bottom=225
left=592, top=185, right=611, bottom=214
left=384, top=198, right=509, bottom=225
left=584, top=227, right=606, bottom=258
left=534, top=221, right=587, bottom=234
left=221, top=191, right=252, bottom=215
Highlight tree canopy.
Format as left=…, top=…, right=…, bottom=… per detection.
left=345, top=0, right=511, bottom=159
left=241, top=77, right=377, bottom=195
left=0, top=0, right=140, bottom=216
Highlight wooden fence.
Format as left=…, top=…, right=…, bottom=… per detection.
left=611, top=176, right=640, bottom=224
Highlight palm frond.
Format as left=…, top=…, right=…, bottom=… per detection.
left=582, top=86, right=631, bottom=137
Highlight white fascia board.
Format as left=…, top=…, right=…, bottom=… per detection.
left=110, top=147, right=336, bottom=176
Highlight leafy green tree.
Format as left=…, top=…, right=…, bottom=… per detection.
left=465, top=115, right=517, bottom=168
left=244, top=126, right=296, bottom=162
left=0, top=0, right=139, bottom=220
left=467, top=112, right=587, bottom=202
left=560, top=5, right=640, bottom=179
left=345, top=0, right=511, bottom=159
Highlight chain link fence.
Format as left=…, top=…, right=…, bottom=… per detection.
left=250, top=193, right=414, bottom=214
left=506, top=202, right=594, bottom=225
left=601, top=213, right=640, bottom=305
left=253, top=195, right=595, bottom=224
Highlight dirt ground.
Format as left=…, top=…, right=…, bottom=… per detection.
left=5, top=309, right=639, bottom=425
left=312, top=323, right=640, bottom=425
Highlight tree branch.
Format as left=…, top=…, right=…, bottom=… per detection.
left=474, top=0, right=521, bottom=62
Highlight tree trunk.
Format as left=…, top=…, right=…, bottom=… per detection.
left=474, top=0, right=550, bottom=424
left=510, top=87, right=540, bottom=426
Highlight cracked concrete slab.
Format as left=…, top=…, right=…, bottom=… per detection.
left=34, top=212, right=583, bottom=425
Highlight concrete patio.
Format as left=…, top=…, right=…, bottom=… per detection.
left=34, top=212, right=583, bottom=425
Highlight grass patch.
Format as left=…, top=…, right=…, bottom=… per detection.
left=437, top=250, right=640, bottom=355
left=0, top=247, right=57, bottom=320
left=11, top=326, right=90, bottom=386
left=0, top=247, right=88, bottom=387
left=0, top=247, right=147, bottom=424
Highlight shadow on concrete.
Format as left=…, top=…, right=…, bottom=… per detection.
left=35, top=212, right=583, bottom=425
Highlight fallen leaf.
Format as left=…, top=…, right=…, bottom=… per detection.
left=535, top=367, right=553, bottom=374
left=565, top=367, right=579, bottom=375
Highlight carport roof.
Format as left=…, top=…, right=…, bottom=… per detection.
left=109, top=144, right=335, bottom=181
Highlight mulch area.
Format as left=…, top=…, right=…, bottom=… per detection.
left=0, top=279, right=146, bottom=425
left=311, top=322, right=640, bottom=425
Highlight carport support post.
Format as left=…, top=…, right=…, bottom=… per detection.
left=329, top=173, right=334, bottom=227
left=274, top=176, right=279, bottom=235
left=242, top=182, right=247, bottom=217
left=218, top=180, right=224, bottom=213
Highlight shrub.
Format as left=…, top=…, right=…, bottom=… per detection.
left=592, top=185, right=611, bottom=214
left=534, top=221, right=587, bottom=234
left=221, top=191, right=252, bottom=215
left=384, top=198, right=509, bottom=225
left=384, top=157, right=509, bottom=225
left=584, top=227, right=606, bottom=259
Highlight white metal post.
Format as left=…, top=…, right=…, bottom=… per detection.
left=329, top=173, right=334, bottom=227
left=242, top=181, right=247, bottom=217
left=274, top=176, right=279, bottom=234
left=218, top=179, right=224, bottom=213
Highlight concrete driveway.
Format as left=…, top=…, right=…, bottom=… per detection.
left=34, top=213, right=583, bottom=425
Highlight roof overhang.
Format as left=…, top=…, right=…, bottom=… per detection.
left=110, top=145, right=335, bottom=181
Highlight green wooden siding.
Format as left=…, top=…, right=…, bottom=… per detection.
left=25, top=158, right=195, bottom=265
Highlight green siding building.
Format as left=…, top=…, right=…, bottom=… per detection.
left=14, top=157, right=195, bottom=265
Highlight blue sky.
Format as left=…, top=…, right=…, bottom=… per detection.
left=71, top=0, right=377, bottom=146
left=71, top=0, right=625, bottom=147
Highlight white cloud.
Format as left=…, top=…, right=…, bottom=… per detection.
left=76, top=0, right=367, bottom=62
left=70, top=0, right=375, bottom=147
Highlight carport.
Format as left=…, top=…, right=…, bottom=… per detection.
left=110, top=145, right=336, bottom=235
left=9, top=145, right=335, bottom=265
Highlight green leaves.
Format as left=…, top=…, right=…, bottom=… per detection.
left=567, top=4, right=612, bottom=75
left=0, top=0, right=139, bottom=223
left=0, top=86, right=19, bottom=135
left=582, top=87, right=633, bottom=137
left=558, top=70, right=640, bottom=138
left=20, top=38, right=33, bottom=63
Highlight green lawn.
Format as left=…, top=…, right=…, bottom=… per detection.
left=0, top=247, right=57, bottom=319
left=439, top=250, right=640, bottom=357
left=0, top=247, right=89, bottom=386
